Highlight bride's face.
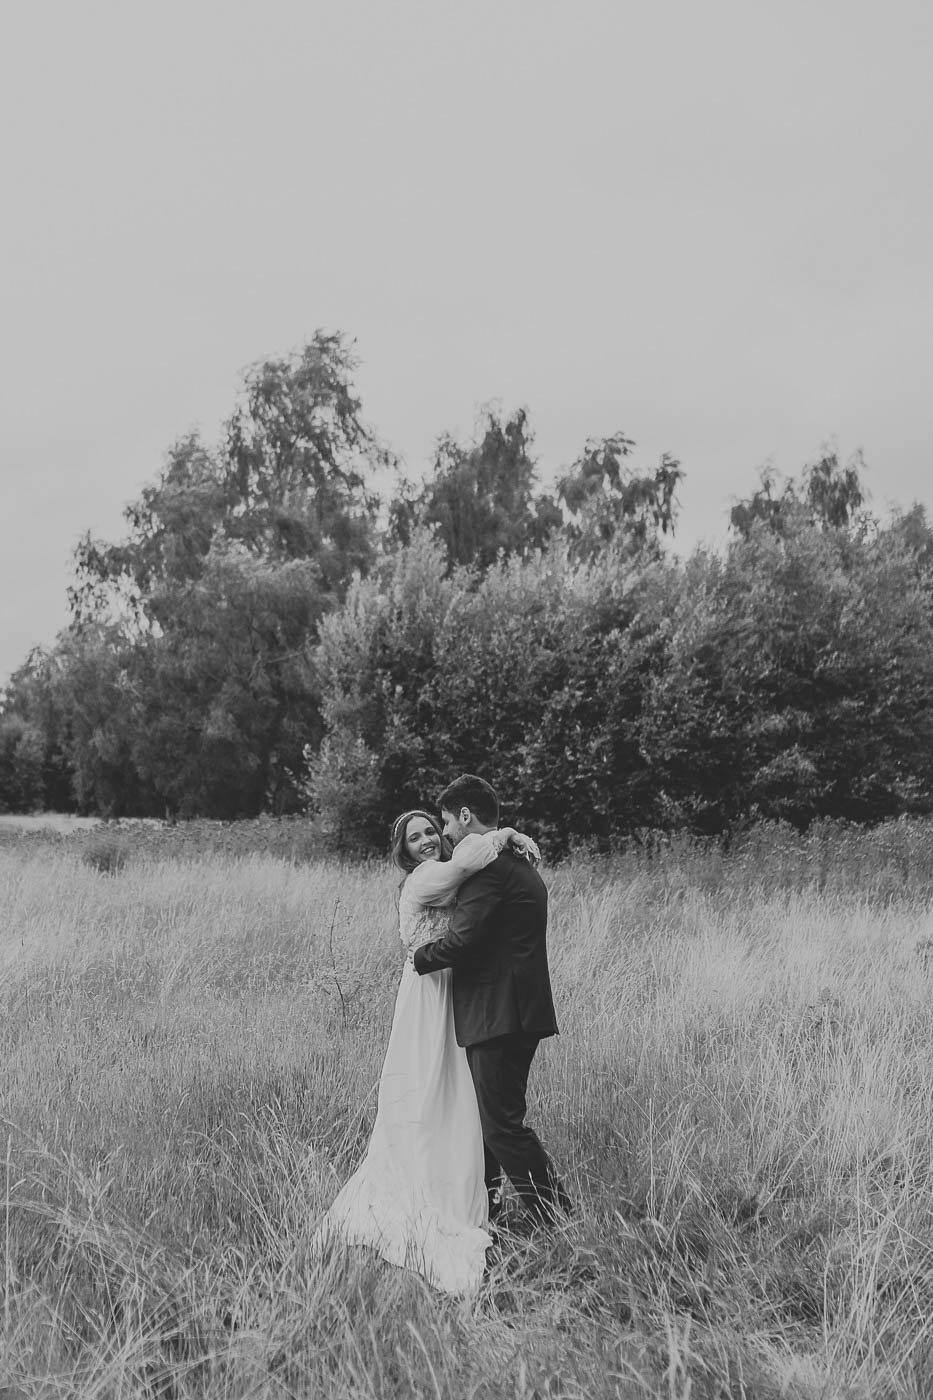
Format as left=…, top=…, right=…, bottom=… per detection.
left=404, top=817, right=441, bottom=863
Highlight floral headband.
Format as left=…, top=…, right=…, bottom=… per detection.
left=391, top=809, right=439, bottom=842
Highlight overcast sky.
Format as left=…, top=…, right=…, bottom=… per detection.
left=2, top=0, right=931, bottom=687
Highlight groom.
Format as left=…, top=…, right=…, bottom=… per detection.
left=412, top=774, right=572, bottom=1229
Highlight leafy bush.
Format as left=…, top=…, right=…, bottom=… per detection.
left=308, top=517, right=933, bottom=852
left=641, top=519, right=933, bottom=829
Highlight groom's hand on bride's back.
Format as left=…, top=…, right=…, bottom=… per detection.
left=411, top=861, right=506, bottom=975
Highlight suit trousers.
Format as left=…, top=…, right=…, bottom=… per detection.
left=465, top=1031, right=571, bottom=1225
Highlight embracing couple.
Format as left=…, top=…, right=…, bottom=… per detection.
left=316, top=774, right=572, bottom=1293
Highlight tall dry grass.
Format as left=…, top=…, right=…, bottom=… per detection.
left=2, top=829, right=933, bottom=1397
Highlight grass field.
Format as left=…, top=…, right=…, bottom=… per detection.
left=3, top=821, right=933, bottom=1398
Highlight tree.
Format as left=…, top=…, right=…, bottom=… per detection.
left=25, top=625, right=158, bottom=817
left=640, top=516, right=933, bottom=830
left=557, top=435, right=682, bottom=560
left=730, top=451, right=867, bottom=539
left=130, top=546, right=322, bottom=817
left=309, top=531, right=459, bottom=846
left=1, top=648, right=78, bottom=812
left=61, top=333, right=387, bottom=817
left=72, top=334, right=383, bottom=622
left=309, top=532, right=680, bottom=852
left=889, top=503, right=933, bottom=575
left=389, top=409, right=562, bottom=570
left=0, top=714, right=45, bottom=813
left=70, top=434, right=227, bottom=626
left=222, top=333, right=383, bottom=581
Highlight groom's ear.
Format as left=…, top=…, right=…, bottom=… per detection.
left=460, top=806, right=472, bottom=826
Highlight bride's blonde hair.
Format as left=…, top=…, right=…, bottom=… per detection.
left=390, top=809, right=451, bottom=875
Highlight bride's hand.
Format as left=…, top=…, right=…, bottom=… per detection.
left=510, top=833, right=541, bottom=865
left=494, top=827, right=541, bottom=865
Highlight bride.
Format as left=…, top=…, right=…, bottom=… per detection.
left=315, top=807, right=539, bottom=1294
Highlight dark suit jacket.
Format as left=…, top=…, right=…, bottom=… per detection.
left=413, top=849, right=559, bottom=1048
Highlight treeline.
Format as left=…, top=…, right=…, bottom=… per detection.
left=2, top=333, right=933, bottom=852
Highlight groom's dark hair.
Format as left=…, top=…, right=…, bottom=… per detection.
left=438, top=774, right=499, bottom=826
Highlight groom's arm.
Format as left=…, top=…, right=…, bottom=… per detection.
left=412, top=861, right=504, bottom=975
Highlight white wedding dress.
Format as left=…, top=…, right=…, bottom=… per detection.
left=315, top=834, right=501, bottom=1294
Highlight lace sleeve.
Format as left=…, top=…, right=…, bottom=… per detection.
left=398, top=899, right=450, bottom=954
left=404, top=832, right=502, bottom=908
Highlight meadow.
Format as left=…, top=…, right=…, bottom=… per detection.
left=2, top=819, right=933, bottom=1398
